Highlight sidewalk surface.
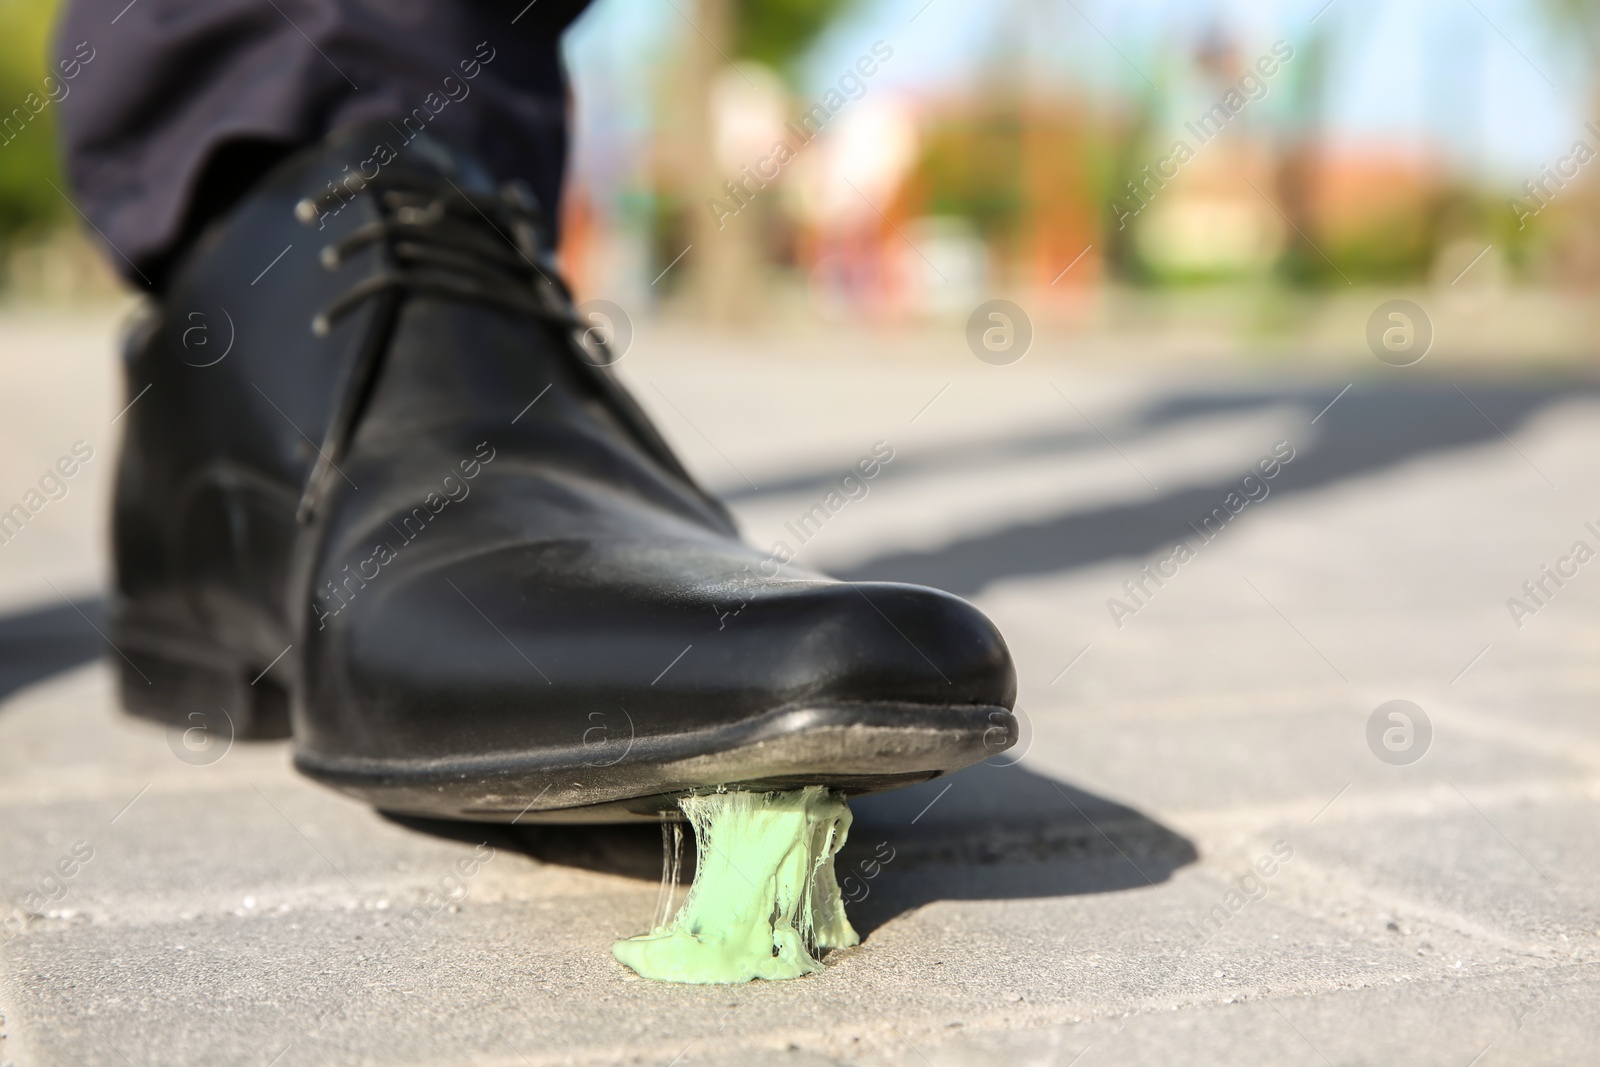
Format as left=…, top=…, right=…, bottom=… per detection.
left=0, top=309, right=1596, bottom=1066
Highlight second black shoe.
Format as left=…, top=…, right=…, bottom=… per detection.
left=112, top=122, right=1017, bottom=821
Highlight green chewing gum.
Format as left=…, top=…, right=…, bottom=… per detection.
left=612, top=786, right=860, bottom=984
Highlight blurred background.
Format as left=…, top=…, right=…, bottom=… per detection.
left=562, top=0, right=1600, bottom=361
left=4, top=0, right=1600, bottom=360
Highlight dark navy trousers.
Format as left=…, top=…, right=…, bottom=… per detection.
left=54, top=0, right=588, bottom=289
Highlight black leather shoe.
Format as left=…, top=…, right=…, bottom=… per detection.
left=112, top=122, right=1017, bottom=821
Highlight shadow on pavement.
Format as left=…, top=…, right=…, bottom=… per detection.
left=838, top=380, right=1594, bottom=596
left=388, top=762, right=1196, bottom=940
left=18, top=380, right=1588, bottom=931
left=387, top=380, right=1592, bottom=932
left=0, top=596, right=106, bottom=706
left=840, top=764, right=1195, bottom=937
left=383, top=811, right=668, bottom=881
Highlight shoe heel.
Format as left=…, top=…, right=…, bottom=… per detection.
left=117, top=639, right=292, bottom=740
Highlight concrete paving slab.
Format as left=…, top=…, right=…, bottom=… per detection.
left=1, top=311, right=1597, bottom=1065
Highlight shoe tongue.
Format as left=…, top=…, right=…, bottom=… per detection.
left=323, top=119, right=501, bottom=198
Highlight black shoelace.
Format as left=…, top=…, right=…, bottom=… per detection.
left=298, top=177, right=577, bottom=338
left=290, top=176, right=586, bottom=522
left=285, top=173, right=725, bottom=530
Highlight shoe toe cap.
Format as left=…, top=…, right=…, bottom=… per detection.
left=300, top=543, right=1016, bottom=759
left=760, top=579, right=1016, bottom=712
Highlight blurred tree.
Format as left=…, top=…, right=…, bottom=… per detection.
left=1099, top=86, right=1159, bottom=283
left=1274, top=24, right=1330, bottom=286
left=730, top=0, right=855, bottom=73
left=912, top=104, right=1025, bottom=247
left=1532, top=1, right=1600, bottom=288
left=1540, top=0, right=1600, bottom=55
left=0, top=0, right=66, bottom=241
left=678, top=0, right=857, bottom=321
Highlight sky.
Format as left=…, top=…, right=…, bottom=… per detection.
left=565, top=0, right=1597, bottom=191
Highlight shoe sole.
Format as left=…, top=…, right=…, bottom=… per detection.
left=114, top=615, right=1015, bottom=822
left=293, top=702, right=1015, bottom=823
